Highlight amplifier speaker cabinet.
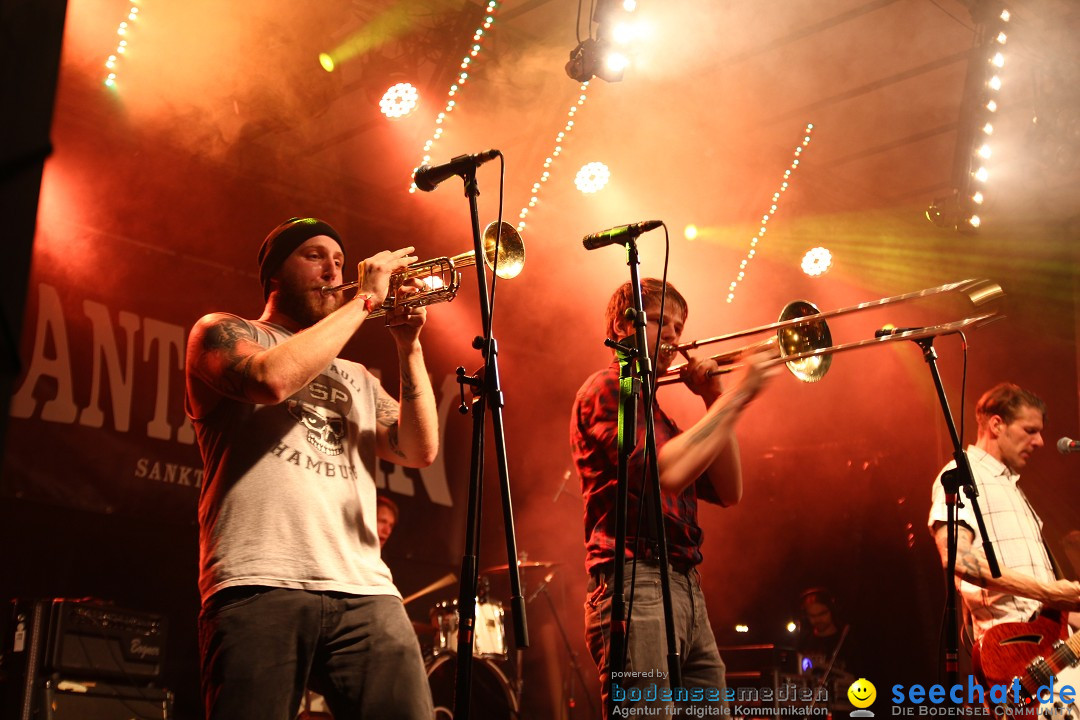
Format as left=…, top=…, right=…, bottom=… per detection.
left=46, top=599, right=167, bottom=681
left=43, top=679, right=172, bottom=720
left=2, top=599, right=169, bottom=720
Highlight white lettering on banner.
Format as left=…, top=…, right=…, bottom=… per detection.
left=143, top=318, right=195, bottom=443
left=10, top=283, right=78, bottom=423
left=78, top=300, right=138, bottom=431
left=11, top=283, right=193, bottom=443
left=11, top=283, right=455, bottom=507
left=134, top=458, right=204, bottom=487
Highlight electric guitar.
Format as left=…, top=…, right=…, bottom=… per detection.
left=973, top=613, right=1080, bottom=719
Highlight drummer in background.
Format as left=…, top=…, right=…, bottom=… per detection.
left=377, top=493, right=399, bottom=549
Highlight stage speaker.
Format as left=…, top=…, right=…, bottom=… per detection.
left=1, top=599, right=169, bottom=720
left=42, top=679, right=172, bottom=719
left=46, top=599, right=166, bottom=682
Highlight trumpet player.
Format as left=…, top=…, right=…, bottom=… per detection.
left=185, top=217, right=438, bottom=720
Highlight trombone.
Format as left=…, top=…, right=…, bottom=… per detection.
left=657, top=278, right=1004, bottom=385
left=321, top=221, right=524, bottom=319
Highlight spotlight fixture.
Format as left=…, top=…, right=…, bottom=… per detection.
left=379, top=82, right=419, bottom=119
left=565, top=38, right=624, bottom=83
left=801, top=247, right=832, bottom=277
left=575, top=161, right=610, bottom=193
left=926, top=194, right=980, bottom=234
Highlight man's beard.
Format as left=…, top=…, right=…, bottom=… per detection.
left=276, top=276, right=343, bottom=328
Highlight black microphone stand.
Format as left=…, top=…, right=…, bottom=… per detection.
left=911, top=336, right=999, bottom=688
left=605, top=234, right=681, bottom=718
left=450, top=165, right=528, bottom=720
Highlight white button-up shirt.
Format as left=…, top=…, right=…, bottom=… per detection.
left=928, top=446, right=1056, bottom=642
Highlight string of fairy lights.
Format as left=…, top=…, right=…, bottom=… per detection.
left=726, top=123, right=814, bottom=304
left=516, top=83, right=592, bottom=232
left=103, top=1, right=142, bottom=89
left=408, top=0, right=501, bottom=193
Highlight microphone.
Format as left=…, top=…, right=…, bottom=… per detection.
left=1058, top=437, right=1080, bottom=454
left=413, top=150, right=500, bottom=192
left=582, top=220, right=663, bottom=250
left=874, top=325, right=922, bottom=338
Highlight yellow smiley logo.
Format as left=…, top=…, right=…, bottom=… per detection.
left=848, top=678, right=877, bottom=709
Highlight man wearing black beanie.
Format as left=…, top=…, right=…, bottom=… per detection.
left=185, top=217, right=438, bottom=720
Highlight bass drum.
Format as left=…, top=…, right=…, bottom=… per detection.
left=427, top=654, right=517, bottom=720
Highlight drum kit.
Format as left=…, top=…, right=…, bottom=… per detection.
left=299, top=559, right=560, bottom=719
left=419, top=560, right=558, bottom=720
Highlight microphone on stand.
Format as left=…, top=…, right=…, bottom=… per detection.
left=874, top=325, right=922, bottom=338
left=582, top=220, right=663, bottom=250
left=1057, top=437, right=1080, bottom=455
left=413, top=150, right=500, bottom=192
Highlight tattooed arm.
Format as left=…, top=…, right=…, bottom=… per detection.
left=655, top=351, right=773, bottom=503
left=370, top=278, right=438, bottom=467
left=931, top=523, right=1080, bottom=610
left=372, top=354, right=438, bottom=468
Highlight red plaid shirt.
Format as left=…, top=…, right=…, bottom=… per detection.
left=570, top=362, right=721, bottom=575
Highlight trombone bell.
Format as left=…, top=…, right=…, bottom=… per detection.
left=777, top=300, right=832, bottom=382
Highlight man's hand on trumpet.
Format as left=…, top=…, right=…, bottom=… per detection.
left=354, top=246, right=417, bottom=305
left=386, top=278, right=429, bottom=348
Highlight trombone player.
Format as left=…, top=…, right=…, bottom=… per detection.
left=185, top=217, right=438, bottom=720
left=570, top=278, right=775, bottom=714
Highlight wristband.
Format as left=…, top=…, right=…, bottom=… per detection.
left=358, top=293, right=380, bottom=313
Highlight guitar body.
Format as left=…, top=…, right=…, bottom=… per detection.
left=974, top=615, right=1080, bottom=720
left=974, top=614, right=1067, bottom=688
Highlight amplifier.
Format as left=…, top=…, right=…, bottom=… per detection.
left=717, top=643, right=802, bottom=676
left=43, top=679, right=171, bottom=720
left=46, top=599, right=167, bottom=682
left=2, top=598, right=167, bottom=720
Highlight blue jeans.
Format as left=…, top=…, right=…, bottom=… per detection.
left=584, top=563, right=727, bottom=715
left=199, top=587, right=432, bottom=720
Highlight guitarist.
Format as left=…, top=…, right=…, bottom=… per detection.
left=928, top=383, right=1080, bottom=671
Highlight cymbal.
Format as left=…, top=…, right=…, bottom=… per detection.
left=481, top=560, right=560, bottom=574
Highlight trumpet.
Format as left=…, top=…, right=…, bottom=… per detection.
left=321, top=221, right=524, bottom=318
left=657, top=278, right=1004, bottom=385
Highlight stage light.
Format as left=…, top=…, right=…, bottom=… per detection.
left=1000, top=9, right=1010, bottom=22
left=604, top=51, right=630, bottom=75
left=684, top=224, right=698, bottom=241
left=991, top=52, right=1005, bottom=68
left=103, top=4, right=142, bottom=89
left=735, top=625, right=749, bottom=633
left=409, top=1, right=503, bottom=192
left=565, top=38, right=625, bottom=83
left=986, top=99, right=998, bottom=112
left=968, top=215, right=981, bottom=228
left=988, top=75, right=1002, bottom=91
left=973, top=191, right=984, bottom=204
left=575, top=161, right=610, bottom=193
left=727, top=123, right=814, bottom=304
left=801, top=247, right=832, bottom=277
left=996, top=32, right=1007, bottom=44
left=622, top=0, right=637, bottom=10
left=380, top=82, right=419, bottom=119
left=319, top=53, right=335, bottom=72
left=983, top=122, right=994, bottom=135
left=977, top=144, right=992, bottom=159
left=786, top=621, right=797, bottom=633
left=974, top=166, right=989, bottom=182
